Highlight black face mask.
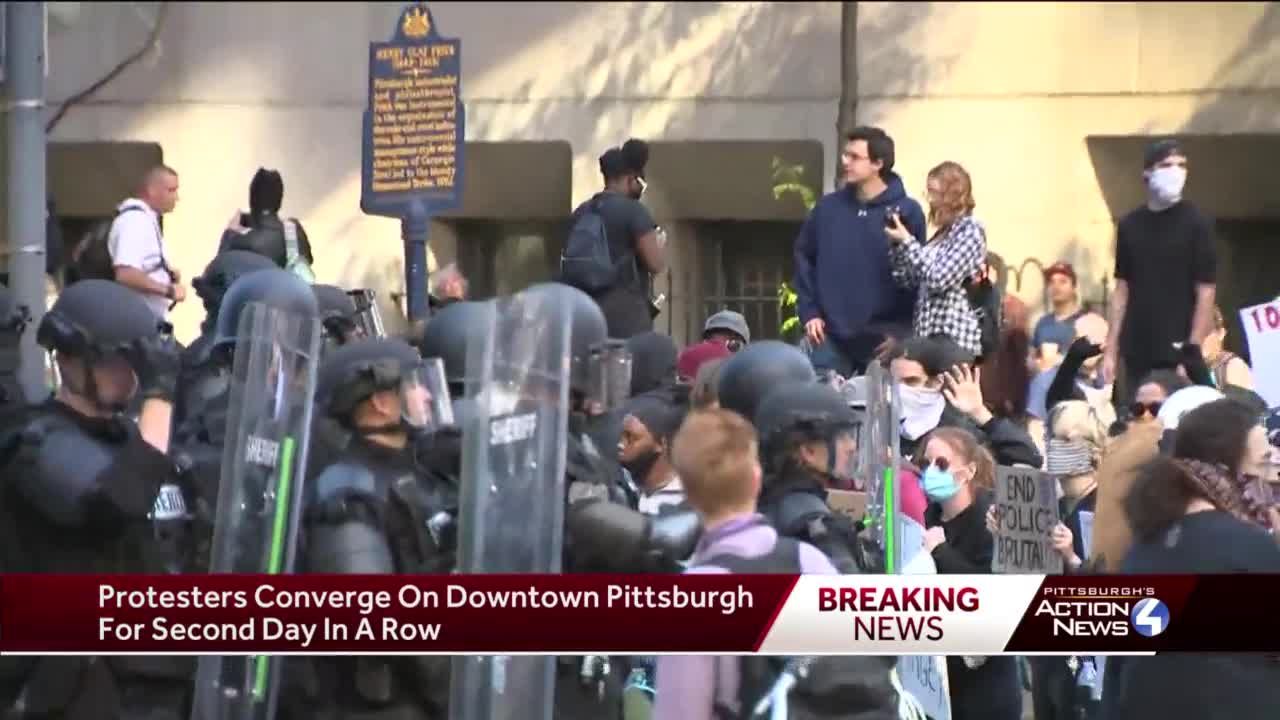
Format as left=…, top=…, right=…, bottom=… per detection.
left=621, top=449, right=661, bottom=487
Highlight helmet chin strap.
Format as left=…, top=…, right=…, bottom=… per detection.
left=63, top=352, right=129, bottom=417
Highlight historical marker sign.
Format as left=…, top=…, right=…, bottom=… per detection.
left=361, top=2, right=465, bottom=218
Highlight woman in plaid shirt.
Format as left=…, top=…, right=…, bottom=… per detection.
left=886, top=161, right=988, bottom=356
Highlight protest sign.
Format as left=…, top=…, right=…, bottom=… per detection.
left=1078, top=510, right=1094, bottom=562
left=1240, top=299, right=1280, bottom=409
left=992, top=466, right=1063, bottom=574
left=827, top=489, right=868, bottom=525
left=896, top=515, right=951, bottom=720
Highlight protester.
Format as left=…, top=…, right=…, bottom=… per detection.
left=889, top=336, right=1042, bottom=468
left=626, top=331, right=679, bottom=397
left=676, top=340, right=731, bottom=385
left=1125, top=369, right=1190, bottom=429
left=1103, top=399, right=1280, bottom=720
left=701, top=309, right=749, bottom=350
left=109, top=164, right=185, bottom=319
left=689, top=356, right=728, bottom=410
left=1202, top=305, right=1255, bottom=390
left=1032, top=262, right=1084, bottom=372
left=794, top=126, right=925, bottom=377
left=1103, top=139, right=1218, bottom=404
left=979, top=303, right=1033, bottom=426
left=564, top=139, right=664, bottom=339
left=618, top=394, right=686, bottom=515
left=654, top=408, right=838, bottom=718
left=220, top=168, right=315, bottom=275
left=1032, top=313, right=1114, bottom=424
left=918, top=426, right=1022, bottom=720
left=428, top=262, right=468, bottom=310
left=887, top=161, right=987, bottom=357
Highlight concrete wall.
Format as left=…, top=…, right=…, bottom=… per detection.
left=41, top=1, right=842, bottom=341
left=855, top=1, right=1280, bottom=306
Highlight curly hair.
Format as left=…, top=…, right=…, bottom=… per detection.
left=927, top=161, right=976, bottom=229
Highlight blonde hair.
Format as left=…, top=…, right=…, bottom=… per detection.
left=926, top=161, right=976, bottom=229
left=1047, top=400, right=1109, bottom=467
left=671, top=408, right=760, bottom=514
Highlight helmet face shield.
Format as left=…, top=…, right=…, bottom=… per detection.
left=400, top=357, right=454, bottom=432
left=827, top=423, right=864, bottom=490
left=585, top=340, right=632, bottom=411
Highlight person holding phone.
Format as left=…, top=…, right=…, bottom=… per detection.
left=887, top=161, right=988, bottom=357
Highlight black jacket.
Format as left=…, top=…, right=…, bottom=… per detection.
left=904, top=405, right=1043, bottom=469
left=220, top=212, right=315, bottom=269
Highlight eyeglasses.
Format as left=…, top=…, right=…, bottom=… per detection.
left=925, top=456, right=950, bottom=472
left=1130, top=401, right=1163, bottom=419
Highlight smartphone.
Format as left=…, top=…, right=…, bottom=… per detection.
left=883, top=207, right=900, bottom=228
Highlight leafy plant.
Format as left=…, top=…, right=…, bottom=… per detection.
left=771, top=157, right=818, bottom=343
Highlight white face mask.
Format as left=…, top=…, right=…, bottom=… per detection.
left=1146, top=166, right=1186, bottom=209
left=899, top=384, right=946, bottom=441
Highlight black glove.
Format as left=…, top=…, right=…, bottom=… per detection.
left=1178, top=343, right=1214, bottom=387
left=646, top=510, right=702, bottom=562
left=128, top=334, right=182, bottom=402
left=1065, top=336, right=1103, bottom=362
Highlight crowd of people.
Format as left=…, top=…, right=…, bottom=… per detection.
left=0, top=125, right=1276, bottom=720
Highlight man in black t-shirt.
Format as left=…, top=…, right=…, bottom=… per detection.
left=1103, top=139, right=1217, bottom=405
left=569, top=139, right=666, bottom=339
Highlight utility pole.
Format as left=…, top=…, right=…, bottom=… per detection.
left=4, top=1, right=48, bottom=401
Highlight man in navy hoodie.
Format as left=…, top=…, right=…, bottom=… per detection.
left=794, top=126, right=927, bottom=376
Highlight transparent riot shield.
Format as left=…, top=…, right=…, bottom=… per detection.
left=451, top=288, right=573, bottom=720
left=347, top=288, right=387, bottom=339
left=191, top=301, right=322, bottom=720
left=860, top=362, right=903, bottom=572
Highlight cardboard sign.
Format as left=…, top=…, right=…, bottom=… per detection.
left=1240, top=300, right=1280, bottom=409
left=827, top=490, right=868, bottom=524
left=991, top=467, right=1063, bottom=574
left=895, top=519, right=952, bottom=720
left=1077, top=510, right=1095, bottom=562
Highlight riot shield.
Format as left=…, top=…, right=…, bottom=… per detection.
left=860, top=361, right=903, bottom=572
left=451, top=288, right=573, bottom=720
left=347, top=288, right=387, bottom=339
left=191, top=301, right=322, bottom=720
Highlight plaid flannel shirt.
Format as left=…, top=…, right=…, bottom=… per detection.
left=889, top=214, right=987, bottom=355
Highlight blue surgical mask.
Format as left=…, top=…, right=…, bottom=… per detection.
left=922, top=465, right=959, bottom=502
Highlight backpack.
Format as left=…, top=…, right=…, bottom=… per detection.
left=71, top=206, right=145, bottom=283
left=283, top=219, right=315, bottom=284
left=559, top=196, right=623, bottom=295
left=707, top=539, right=901, bottom=720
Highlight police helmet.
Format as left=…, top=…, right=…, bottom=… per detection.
left=522, top=282, right=630, bottom=408
left=318, top=337, right=452, bottom=430
left=37, top=280, right=165, bottom=358
left=754, top=380, right=862, bottom=479
left=416, top=300, right=484, bottom=387
left=717, top=340, right=815, bottom=422
left=213, top=268, right=319, bottom=347
left=192, top=250, right=277, bottom=316
left=313, top=284, right=360, bottom=344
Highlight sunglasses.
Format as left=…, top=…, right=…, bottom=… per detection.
left=924, top=456, right=950, bottom=472
left=1130, top=401, right=1163, bottom=419
left=725, top=338, right=744, bottom=353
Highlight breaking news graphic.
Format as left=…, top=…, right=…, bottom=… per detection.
left=1, top=573, right=1276, bottom=655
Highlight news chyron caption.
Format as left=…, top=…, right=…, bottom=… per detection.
left=0, top=575, right=1276, bottom=654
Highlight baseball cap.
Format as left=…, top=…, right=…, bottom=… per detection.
left=1143, top=139, right=1184, bottom=170
left=703, top=310, right=750, bottom=344
left=1043, top=261, right=1077, bottom=285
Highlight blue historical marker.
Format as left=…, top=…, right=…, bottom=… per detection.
left=361, top=2, right=465, bottom=322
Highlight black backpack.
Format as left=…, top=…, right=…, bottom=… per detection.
left=71, top=206, right=145, bottom=283
left=707, top=540, right=900, bottom=720
left=559, top=196, right=624, bottom=295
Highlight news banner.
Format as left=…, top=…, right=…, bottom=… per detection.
left=1, top=575, right=1276, bottom=655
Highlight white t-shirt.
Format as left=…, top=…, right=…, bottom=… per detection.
left=108, top=198, right=171, bottom=318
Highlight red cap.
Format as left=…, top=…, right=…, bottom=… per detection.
left=1043, top=261, right=1077, bottom=284
left=677, top=340, right=732, bottom=382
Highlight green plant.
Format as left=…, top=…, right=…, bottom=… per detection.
left=771, top=157, right=818, bottom=342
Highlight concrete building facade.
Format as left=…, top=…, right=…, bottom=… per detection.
left=6, top=1, right=1279, bottom=349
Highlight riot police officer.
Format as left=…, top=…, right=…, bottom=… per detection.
left=0, top=279, right=191, bottom=719
left=172, top=268, right=319, bottom=572
left=313, top=284, right=364, bottom=351
left=0, top=281, right=32, bottom=410
left=753, top=380, right=877, bottom=575
left=716, top=339, right=818, bottom=422
left=287, top=337, right=456, bottom=719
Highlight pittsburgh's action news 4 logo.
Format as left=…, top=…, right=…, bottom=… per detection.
left=1130, top=598, right=1170, bottom=637
left=1036, top=588, right=1170, bottom=638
